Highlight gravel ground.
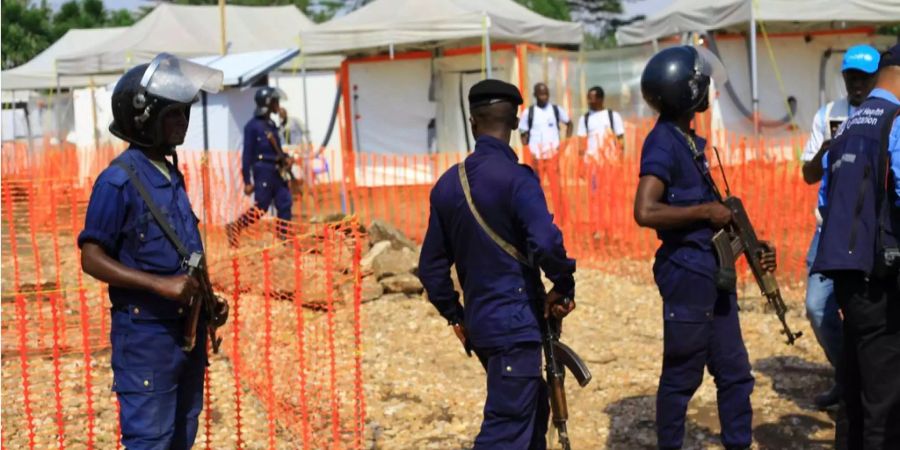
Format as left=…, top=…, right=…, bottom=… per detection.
left=362, top=269, right=836, bottom=450
left=3, top=265, right=835, bottom=450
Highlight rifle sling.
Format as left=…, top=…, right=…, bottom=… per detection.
left=457, top=162, right=532, bottom=267
left=113, top=160, right=192, bottom=260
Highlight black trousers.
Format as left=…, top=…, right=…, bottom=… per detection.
left=832, top=271, right=900, bottom=450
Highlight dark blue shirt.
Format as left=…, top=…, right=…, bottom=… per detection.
left=639, top=119, right=719, bottom=278
left=418, top=135, right=576, bottom=348
left=78, top=148, right=203, bottom=319
left=242, top=116, right=283, bottom=185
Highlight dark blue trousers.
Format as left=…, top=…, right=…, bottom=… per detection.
left=110, top=308, right=207, bottom=450
left=253, top=168, right=292, bottom=222
left=473, top=342, right=550, bottom=450
left=654, top=261, right=755, bottom=449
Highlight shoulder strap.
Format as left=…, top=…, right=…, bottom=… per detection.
left=527, top=105, right=535, bottom=132
left=113, top=160, right=191, bottom=259
left=583, top=112, right=590, bottom=135
left=553, top=105, right=560, bottom=129
left=457, top=162, right=532, bottom=267
left=608, top=109, right=615, bottom=134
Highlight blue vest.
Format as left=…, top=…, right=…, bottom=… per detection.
left=812, top=96, right=900, bottom=275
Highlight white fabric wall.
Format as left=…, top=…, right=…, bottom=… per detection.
left=270, top=71, right=340, bottom=151
left=434, top=50, right=517, bottom=153
left=348, top=58, right=435, bottom=155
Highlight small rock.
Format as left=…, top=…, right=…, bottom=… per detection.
left=361, top=241, right=392, bottom=270
left=372, top=248, right=418, bottom=280
left=361, top=277, right=385, bottom=303
left=368, top=219, right=416, bottom=251
left=380, top=274, right=424, bottom=295
left=377, top=293, right=414, bottom=303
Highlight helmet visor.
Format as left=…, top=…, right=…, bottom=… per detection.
left=271, top=87, right=287, bottom=101
left=694, top=46, right=728, bottom=86
left=141, top=53, right=224, bottom=103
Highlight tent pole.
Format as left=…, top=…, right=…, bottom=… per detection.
left=749, top=4, right=760, bottom=141
left=56, top=74, right=63, bottom=150
left=11, top=90, right=18, bottom=144
left=89, top=77, right=100, bottom=153
left=201, top=91, right=210, bottom=246
left=219, top=0, right=227, bottom=55
left=484, top=13, right=493, bottom=79
left=302, top=58, right=310, bottom=152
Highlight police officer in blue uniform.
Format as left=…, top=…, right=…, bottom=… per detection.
left=634, top=46, right=776, bottom=450
left=811, top=44, right=900, bottom=449
left=227, top=86, right=293, bottom=246
left=418, top=79, right=576, bottom=449
left=78, top=53, right=225, bottom=449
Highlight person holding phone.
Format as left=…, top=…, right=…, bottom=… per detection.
left=800, top=44, right=880, bottom=410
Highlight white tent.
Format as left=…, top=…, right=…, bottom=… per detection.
left=616, top=0, right=899, bottom=45
left=616, top=0, right=899, bottom=136
left=299, top=0, right=583, bottom=164
left=300, top=0, right=583, bottom=55
left=1, top=28, right=126, bottom=90
left=55, top=4, right=340, bottom=76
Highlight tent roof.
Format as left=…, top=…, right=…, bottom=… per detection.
left=191, top=48, right=300, bottom=87
left=1, top=27, right=126, bottom=90
left=55, top=4, right=335, bottom=76
left=300, top=0, right=583, bottom=55
left=616, top=0, right=898, bottom=45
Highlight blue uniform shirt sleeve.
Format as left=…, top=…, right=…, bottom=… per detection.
left=418, top=200, right=464, bottom=324
left=639, top=141, right=673, bottom=184
left=818, top=150, right=829, bottom=208
left=77, top=170, right=128, bottom=254
left=512, top=169, right=576, bottom=296
left=242, top=121, right=256, bottom=185
left=891, top=116, right=900, bottom=206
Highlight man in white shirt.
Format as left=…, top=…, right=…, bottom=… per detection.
left=518, top=82, right=572, bottom=224
left=577, top=86, right=625, bottom=161
left=800, top=44, right=880, bottom=410
left=578, top=86, right=625, bottom=237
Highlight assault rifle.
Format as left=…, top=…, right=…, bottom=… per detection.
left=680, top=131, right=802, bottom=345
left=542, top=296, right=592, bottom=450
left=182, top=252, right=229, bottom=353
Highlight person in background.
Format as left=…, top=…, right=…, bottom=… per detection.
left=800, top=44, right=880, bottom=410
left=579, top=86, right=626, bottom=237
left=226, top=86, right=294, bottom=246
left=519, top=82, right=572, bottom=226
left=811, top=44, right=900, bottom=450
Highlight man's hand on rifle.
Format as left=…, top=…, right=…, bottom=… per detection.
left=155, top=274, right=199, bottom=305
left=545, top=290, right=576, bottom=319
left=758, top=241, right=777, bottom=272
left=212, top=297, right=229, bottom=327
left=705, top=202, right=733, bottom=229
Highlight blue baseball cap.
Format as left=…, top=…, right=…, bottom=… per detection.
left=842, top=44, right=880, bottom=74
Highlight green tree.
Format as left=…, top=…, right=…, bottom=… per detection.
left=1, top=0, right=137, bottom=69
left=515, top=0, right=571, bottom=21
left=1, top=0, right=54, bottom=69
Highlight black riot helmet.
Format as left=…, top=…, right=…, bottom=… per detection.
left=640, top=45, right=727, bottom=117
left=254, top=86, right=286, bottom=117
left=110, top=53, right=223, bottom=148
